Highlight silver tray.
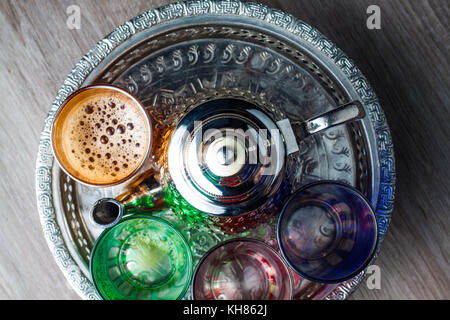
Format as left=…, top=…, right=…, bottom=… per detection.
left=35, top=0, right=395, bottom=300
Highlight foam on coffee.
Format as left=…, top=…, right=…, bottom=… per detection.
left=54, top=87, right=150, bottom=185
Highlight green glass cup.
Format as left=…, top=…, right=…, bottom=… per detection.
left=90, top=215, right=192, bottom=300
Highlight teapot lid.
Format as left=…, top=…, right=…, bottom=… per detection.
left=168, top=99, right=286, bottom=216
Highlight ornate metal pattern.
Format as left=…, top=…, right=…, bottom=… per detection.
left=35, top=0, right=395, bottom=300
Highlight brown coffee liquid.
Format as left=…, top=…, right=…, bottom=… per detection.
left=57, top=89, right=149, bottom=185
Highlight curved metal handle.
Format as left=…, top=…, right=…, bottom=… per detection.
left=299, top=100, right=365, bottom=136
left=279, top=101, right=365, bottom=155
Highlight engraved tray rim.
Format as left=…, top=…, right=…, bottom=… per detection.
left=35, top=0, right=395, bottom=300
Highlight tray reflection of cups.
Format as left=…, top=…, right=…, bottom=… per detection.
left=90, top=216, right=192, bottom=300
left=192, top=239, right=293, bottom=300
left=277, top=181, right=378, bottom=283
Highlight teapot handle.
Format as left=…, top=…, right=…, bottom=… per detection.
left=296, top=100, right=365, bottom=137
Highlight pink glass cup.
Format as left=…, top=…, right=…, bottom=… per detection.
left=192, top=238, right=293, bottom=300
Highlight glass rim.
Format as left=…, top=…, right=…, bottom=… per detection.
left=51, top=83, right=152, bottom=187
left=276, top=180, right=379, bottom=284
left=191, top=237, right=294, bottom=300
left=89, top=215, right=193, bottom=300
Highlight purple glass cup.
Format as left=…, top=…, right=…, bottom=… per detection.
left=192, top=239, right=293, bottom=300
left=277, top=181, right=378, bottom=283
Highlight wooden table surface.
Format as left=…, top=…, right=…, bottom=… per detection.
left=0, top=0, right=448, bottom=300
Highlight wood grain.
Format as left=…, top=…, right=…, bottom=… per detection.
left=0, top=0, right=448, bottom=299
